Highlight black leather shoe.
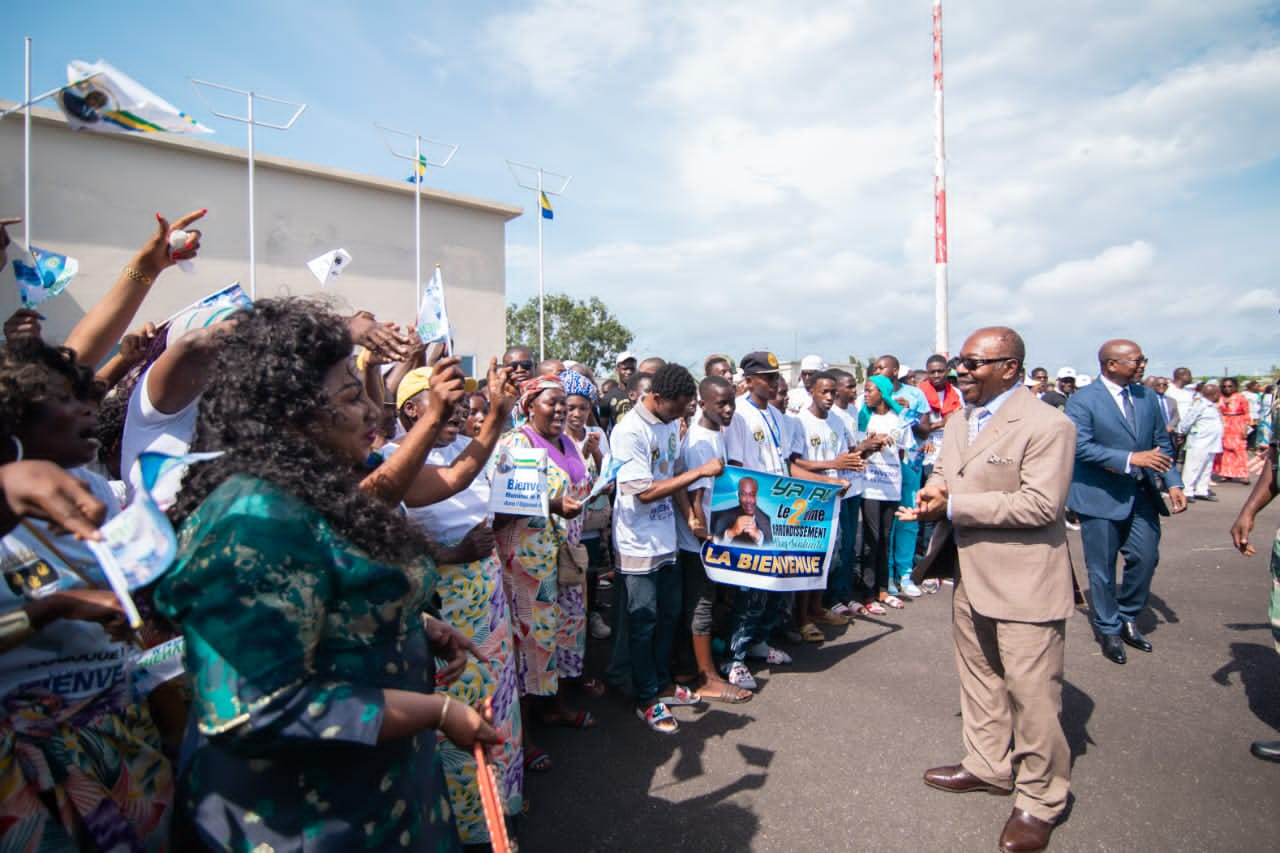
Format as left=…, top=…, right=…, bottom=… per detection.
left=1251, top=740, right=1280, bottom=762
left=1099, top=634, right=1127, bottom=664
left=1121, top=621, right=1153, bottom=652
left=1199, top=493, right=1219, bottom=502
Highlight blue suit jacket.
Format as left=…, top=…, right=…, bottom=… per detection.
left=1065, top=380, right=1183, bottom=521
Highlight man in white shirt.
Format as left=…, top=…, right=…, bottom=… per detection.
left=1178, top=383, right=1224, bottom=501
left=612, top=363, right=722, bottom=733
left=786, top=354, right=827, bottom=415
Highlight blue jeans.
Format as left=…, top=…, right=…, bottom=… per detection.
left=890, top=461, right=923, bottom=582
left=625, top=565, right=682, bottom=703
left=728, top=588, right=785, bottom=662
left=824, top=496, right=862, bottom=606
left=1078, top=491, right=1162, bottom=636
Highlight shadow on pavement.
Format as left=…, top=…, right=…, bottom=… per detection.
left=1062, top=679, right=1096, bottom=769
left=1210, top=641, right=1280, bottom=731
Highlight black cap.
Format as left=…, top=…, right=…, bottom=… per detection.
left=740, top=351, right=781, bottom=376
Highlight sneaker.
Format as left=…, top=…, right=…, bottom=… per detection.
left=921, top=579, right=941, bottom=594
left=765, top=647, right=792, bottom=665
left=900, top=580, right=924, bottom=598
left=887, top=581, right=901, bottom=596
left=723, top=661, right=758, bottom=690
left=589, top=612, right=612, bottom=639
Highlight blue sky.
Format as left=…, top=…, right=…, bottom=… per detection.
left=4, top=1, right=1279, bottom=377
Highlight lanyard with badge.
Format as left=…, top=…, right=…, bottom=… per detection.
left=746, top=395, right=787, bottom=471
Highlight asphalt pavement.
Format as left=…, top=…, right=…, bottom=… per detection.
left=520, top=486, right=1280, bottom=852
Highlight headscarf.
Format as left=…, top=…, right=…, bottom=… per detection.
left=396, top=366, right=433, bottom=410
left=518, top=375, right=563, bottom=415
left=559, top=369, right=598, bottom=403
left=858, top=374, right=902, bottom=431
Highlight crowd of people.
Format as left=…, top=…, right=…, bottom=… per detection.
left=0, top=212, right=1276, bottom=853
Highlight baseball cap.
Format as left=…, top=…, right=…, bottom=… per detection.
left=1056, top=367, right=1077, bottom=381
left=741, top=351, right=781, bottom=376
left=615, top=350, right=637, bottom=365
left=800, top=354, right=827, bottom=372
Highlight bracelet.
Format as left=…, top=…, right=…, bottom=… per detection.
left=122, top=266, right=154, bottom=286
left=439, top=695, right=452, bottom=729
left=0, top=608, right=35, bottom=652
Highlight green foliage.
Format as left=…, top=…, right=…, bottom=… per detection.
left=505, top=293, right=633, bottom=375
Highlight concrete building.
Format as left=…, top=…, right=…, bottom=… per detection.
left=0, top=103, right=521, bottom=375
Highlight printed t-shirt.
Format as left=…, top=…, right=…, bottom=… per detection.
left=675, top=422, right=725, bottom=554
left=830, top=405, right=864, bottom=498
left=726, top=397, right=790, bottom=476
left=859, top=412, right=904, bottom=502
left=121, top=364, right=199, bottom=509
left=612, top=401, right=681, bottom=574
left=0, top=467, right=130, bottom=704
left=796, top=408, right=848, bottom=479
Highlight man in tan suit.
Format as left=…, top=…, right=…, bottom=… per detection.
left=899, top=327, right=1076, bottom=853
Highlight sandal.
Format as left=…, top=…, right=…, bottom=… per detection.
left=843, top=601, right=868, bottom=617
left=799, top=623, right=825, bottom=643
left=636, top=702, right=679, bottom=734
left=541, top=710, right=597, bottom=729
left=523, top=747, right=553, bottom=773
left=881, top=594, right=905, bottom=609
left=659, top=684, right=703, bottom=706
left=765, top=646, right=793, bottom=665
left=813, top=609, right=849, bottom=626
left=863, top=601, right=887, bottom=616
left=577, top=677, right=606, bottom=698
left=830, top=602, right=855, bottom=619
left=699, top=678, right=753, bottom=704
left=723, top=661, right=758, bottom=690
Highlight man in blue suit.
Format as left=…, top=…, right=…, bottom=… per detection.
left=1066, top=339, right=1187, bottom=665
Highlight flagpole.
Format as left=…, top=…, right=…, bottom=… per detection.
left=932, top=0, right=950, bottom=356
left=537, top=169, right=544, bottom=362
left=373, top=125, right=458, bottom=317
left=189, top=80, right=307, bottom=301
left=23, top=36, right=32, bottom=251
left=505, top=161, right=572, bottom=363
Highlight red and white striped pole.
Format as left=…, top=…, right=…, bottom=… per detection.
left=932, top=0, right=950, bottom=356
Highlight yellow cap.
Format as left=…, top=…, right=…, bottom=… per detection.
left=396, top=367, right=434, bottom=410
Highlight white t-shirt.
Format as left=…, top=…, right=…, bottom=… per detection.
left=384, top=437, right=490, bottom=545
left=796, top=409, right=847, bottom=479
left=611, top=402, right=681, bottom=573
left=787, top=384, right=812, bottom=415
left=121, top=364, right=200, bottom=509
left=829, top=405, right=864, bottom=498
left=859, top=412, right=903, bottom=502
left=726, top=397, right=790, bottom=476
left=675, top=422, right=725, bottom=554
left=1166, top=384, right=1195, bottom=422
left=0, top=467, right=129, bottom=704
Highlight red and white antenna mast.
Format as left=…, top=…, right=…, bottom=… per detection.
left=932, top=0, right=950, bottom=356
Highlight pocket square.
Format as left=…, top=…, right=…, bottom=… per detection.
left=987, top=455, right=1015, bottom=465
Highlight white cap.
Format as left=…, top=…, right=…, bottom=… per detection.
left=1075, top=374, right=1092, bottom=387
left=800, top=354, right=827, bottom=371
left=1056, top=367, right=1077, bottom=380
left=898, top=365, right=912, bottom=379
left=615, top=350, right=637, bottom=365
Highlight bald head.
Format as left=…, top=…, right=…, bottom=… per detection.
left=1097, top=339, right=1147, bottom=385
left=1098, top=339, right=1139, bottom=366
left=970, top=326, right=1026, bottom=363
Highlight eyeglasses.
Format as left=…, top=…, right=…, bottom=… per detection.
left=1111, top=356, right=1149, bottom=366
left=956, top=355, right=1018, bottom=371
left=506, top=359, right=534, bottom=371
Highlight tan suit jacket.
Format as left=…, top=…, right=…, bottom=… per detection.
left=913, top=385, right=1077, bottom=623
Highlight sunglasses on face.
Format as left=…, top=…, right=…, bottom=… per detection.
left=506, top=359, right=534, bottom=371
left=956, top=355, right=1018, bottom=371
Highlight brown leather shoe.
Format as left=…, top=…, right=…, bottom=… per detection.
left=922, top=764, right=1012, bottom=796
left=998, top=807, right=1054, bottom=852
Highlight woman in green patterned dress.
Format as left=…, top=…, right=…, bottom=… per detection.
left=155, top=299, right=498, bottom=852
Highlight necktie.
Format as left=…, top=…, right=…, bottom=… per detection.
left=967, top=406, right=989, bottom=446
left=1122, top=388, right=1137, bottom=431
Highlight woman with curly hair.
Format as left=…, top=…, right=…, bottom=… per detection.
left=0, top=337, right=175, bottom=852
left=154, top=298, right=497, bottom=852
left=494, top=375, right=593, bottom=773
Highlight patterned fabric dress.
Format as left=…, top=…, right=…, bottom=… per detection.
left=0, top=469, right=173, bottom=853
left=154, top=475, right=458, bottom=853
left=1215, top=392, right=1251, bottom=479
left=494, top=429, right=591, bottom=696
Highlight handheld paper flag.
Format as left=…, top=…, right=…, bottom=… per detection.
left=489, top=446, right=549, bottom=518
left=12, top=247, right=78, bottom=308
left=59, top=60, right=212, bottom=135
left=540, top=191, right=554, bottom=220
left=88, top=451, right=222, bottom=627
left=166, top=283, right=252, bottom=326
left=416, top=265, right=451, bottom=344
left=131, top=636, right=187, bottom=696
left=586, top=454, right=625, bottom=501
left=307, top=249, right=353, bottom=287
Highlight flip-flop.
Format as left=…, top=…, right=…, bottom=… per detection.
left=700, top=680, right=753, bottom=704
left=577, top=677, right=606, bottom=698
left=882, top=594, right=905, bottom=609
left=659, top=684, right=703, bottom=706
left=524, top=747, right=553, bottom=773
left=636, top=702, right=679, bottom=734
left=800, top=623, right=825, bottom=643
left=864, top=601, right=887, bottom=616
left=542, top=710, right=597, bottom=729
